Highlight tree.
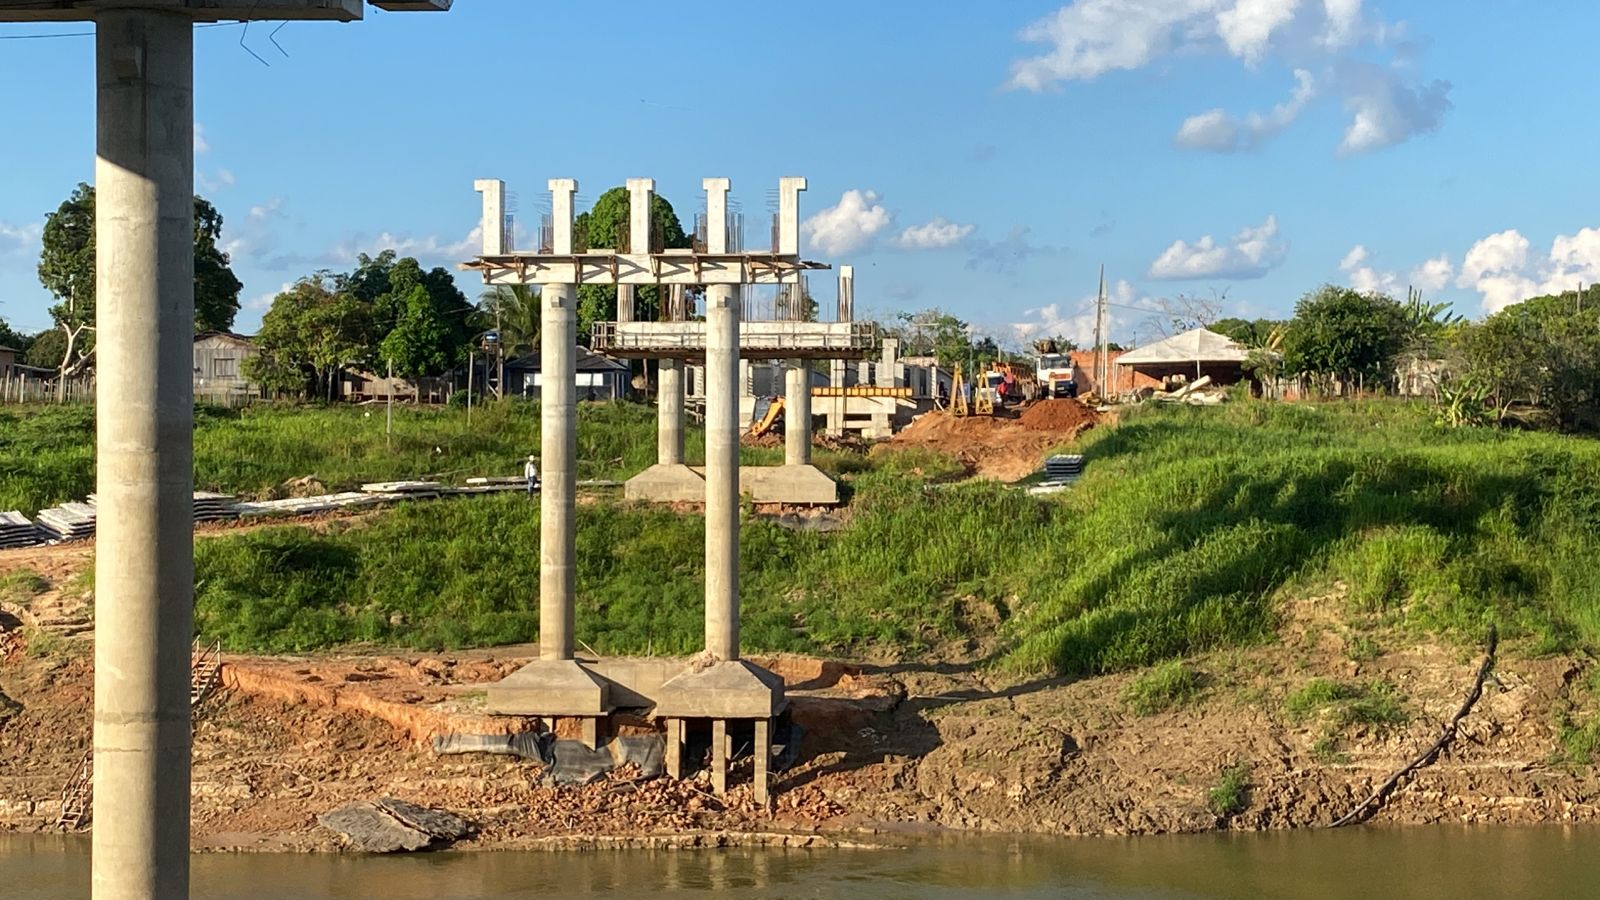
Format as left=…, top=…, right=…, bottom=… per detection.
left=338, top=250, right=474, bottom=377
left=473, top=285, right=539, bottom=357
left=35, top=183, right=243, bottom=379
left=24, top=329, right=65, bottom=369
left=775, top=284, right=819, bottom=322
left=572, top=186, right=692, bottom=342
left=889, top=309, right=975, bottom=366
left=1282, top=285, right=1410, bottom=394
left=246, top=274, right=372, bottom=401
left=1455, top=289, right=1600, bottom=431
left=0, top=317, right=30, bottom=355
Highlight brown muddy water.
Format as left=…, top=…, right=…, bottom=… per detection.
left=6, top=826, right=1598, bottom=898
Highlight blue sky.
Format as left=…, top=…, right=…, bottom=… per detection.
left=1, top=0, right=1597, bottom=349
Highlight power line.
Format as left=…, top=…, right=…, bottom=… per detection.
left=0, top=21, right=241, bottom=40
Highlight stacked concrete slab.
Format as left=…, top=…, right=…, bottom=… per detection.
left=36, top=502, right=98, bottom=542
left=0, top=511, right=42, bottom=550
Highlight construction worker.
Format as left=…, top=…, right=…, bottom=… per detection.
left=524, top=455, right=540, bottom=498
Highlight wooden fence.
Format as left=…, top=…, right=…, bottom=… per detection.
left=0, top=371, right=95, bottom=405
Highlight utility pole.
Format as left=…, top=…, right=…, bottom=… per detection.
left=1093, top=265, right=1108, bottom=398
left=0, top=4, right=452, bottom=899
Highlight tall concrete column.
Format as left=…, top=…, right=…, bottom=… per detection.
left=657, top=358, right=684, bottom=466
left=540, top=283, right=576, bottom=661
left=784, top=358, right=811, bottom=466
left=704, top=284, right=740, bottom=661
left=93, top=11, right=194, bottom=900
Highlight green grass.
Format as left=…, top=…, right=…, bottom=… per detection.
left=1284, top=677, right=1407, bottom=728
left=1123, top=660, right=1204, bottom=715
left=0, top=569, right=49, bottom=604
left=25, top=398, right=1600, bottom=675
left=1207, top=763, right=1251, bottom=817
left=0, top=400, right=696, bottom=516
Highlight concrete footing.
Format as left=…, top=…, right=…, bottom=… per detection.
left=484, top=659, right=610, bottom=717
left=624, top=463, right=837, bottom=505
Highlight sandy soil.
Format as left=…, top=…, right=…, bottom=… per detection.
left=5, top=583, right=1599, bottom=852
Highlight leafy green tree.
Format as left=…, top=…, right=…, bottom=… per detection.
left=1282, top=285, right=1410, bottom=394
left=35, top=183, right=243, bottom=378
left=1455, top=289, right=1600, bottom=430
left=246, top=274, right=372, bottom=401
left=379, top=285, right=453, bottom=378
left=23, top=328, right=65, bottom=369
left=572, top=187, right=691, bottom=342
left=0, top=317, right=30, bottom=355
left=338, top=250, right=474, bottom=377
left=891, top=308, right=976, bottom=366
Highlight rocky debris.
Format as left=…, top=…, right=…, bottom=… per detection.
left=319, top=798, right=474, bottom=852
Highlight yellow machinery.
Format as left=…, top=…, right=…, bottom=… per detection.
left=949, top=363, right=971, bottom=417
left=748, top=397, right=785, bottom=437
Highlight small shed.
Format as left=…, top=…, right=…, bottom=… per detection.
left=192, top=331, right=261, bottom=400
left=1116, top=327, right=1254, bottom=388
left=505, top=347, right=630, bottom=401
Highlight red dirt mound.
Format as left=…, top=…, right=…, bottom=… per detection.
left=876, top=402, right=1098, bottom=482
left=1019, top=398, right=1097, bottom=432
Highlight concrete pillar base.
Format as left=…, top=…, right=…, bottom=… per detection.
left=652, top=659, right=785, bottom=720
left=624, top=463, right=706, bottom=503
left=664, top=718, right=684, bottom=779
left=484, top=659, right=612, bottom=717
left=625, top=464, right=838, bottom=506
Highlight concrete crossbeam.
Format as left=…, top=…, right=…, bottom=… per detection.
left=467, top=252, right=823, bottom=286
left=592, top=320, right=876, bottom=360
left=0, top=0, right=365, bottom=21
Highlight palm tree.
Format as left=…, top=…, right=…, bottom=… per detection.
left=471, top=285, right=539, bottom=399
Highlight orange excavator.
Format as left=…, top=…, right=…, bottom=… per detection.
left=748, top=397, right=785, bottom=437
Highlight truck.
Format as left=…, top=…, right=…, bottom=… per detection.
left=1033, top=340, right=1078, bottom=399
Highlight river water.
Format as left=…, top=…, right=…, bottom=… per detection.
left=5, top=826, right=1597, bottom=899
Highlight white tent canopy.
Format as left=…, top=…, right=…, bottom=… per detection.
left=1116, top=327, right=1250, bottom=366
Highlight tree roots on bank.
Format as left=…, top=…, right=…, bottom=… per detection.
left=1329, top=626, right=1499, bottom=828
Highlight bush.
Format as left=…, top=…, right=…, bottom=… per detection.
left=1207, top=763, right=1251, bottom=817
left=1124, top=660, right=1203, bottom=715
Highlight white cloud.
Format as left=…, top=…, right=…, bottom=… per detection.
left=0, top=220, right=43, bottom=251
left=330, top=225, right=483, bottom=264
left=802, top=190, right=891, bottom=256
left=198, top=167, right=236, bottom=193
left=1321, top=0, right=1363, bottom=47
left=1457, top=226, right=1600, bottom=313
left=1217, top=0, right=1300, bottom=66
left=1175, top=68, right=1315, bottom=152
left=1008, top=279, right=1149, bottom=348
left=1148, top=216, right=1285, bottom=280
left=1411, top=254, right=1453, bottom=292
left=1338, top=244, right=1455, bottom=296
left=1009, top=1, right=1450, bottom=155
left=195, top=123, right=210, bottom=155
left=1336, top=61, right=1451, bottom=155
left=1007, top=0, right=1221, bottom=90
left=892, top=217, right=975, bottom=250
left=244, top=281, right=294, bottom=313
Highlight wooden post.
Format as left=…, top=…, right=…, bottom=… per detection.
left=467, top=351, right=474, bottom=426
left=386, top=360, right=394, bottom=450
left=711, top=719, right=728, bottom=795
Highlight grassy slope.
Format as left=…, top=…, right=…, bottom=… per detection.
left=13, top=399, right=1600, bottom=675
left=0, top=401, right=884, bottom=516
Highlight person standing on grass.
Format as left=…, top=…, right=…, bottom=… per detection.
left=524, top=455, right=540, bottom=497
